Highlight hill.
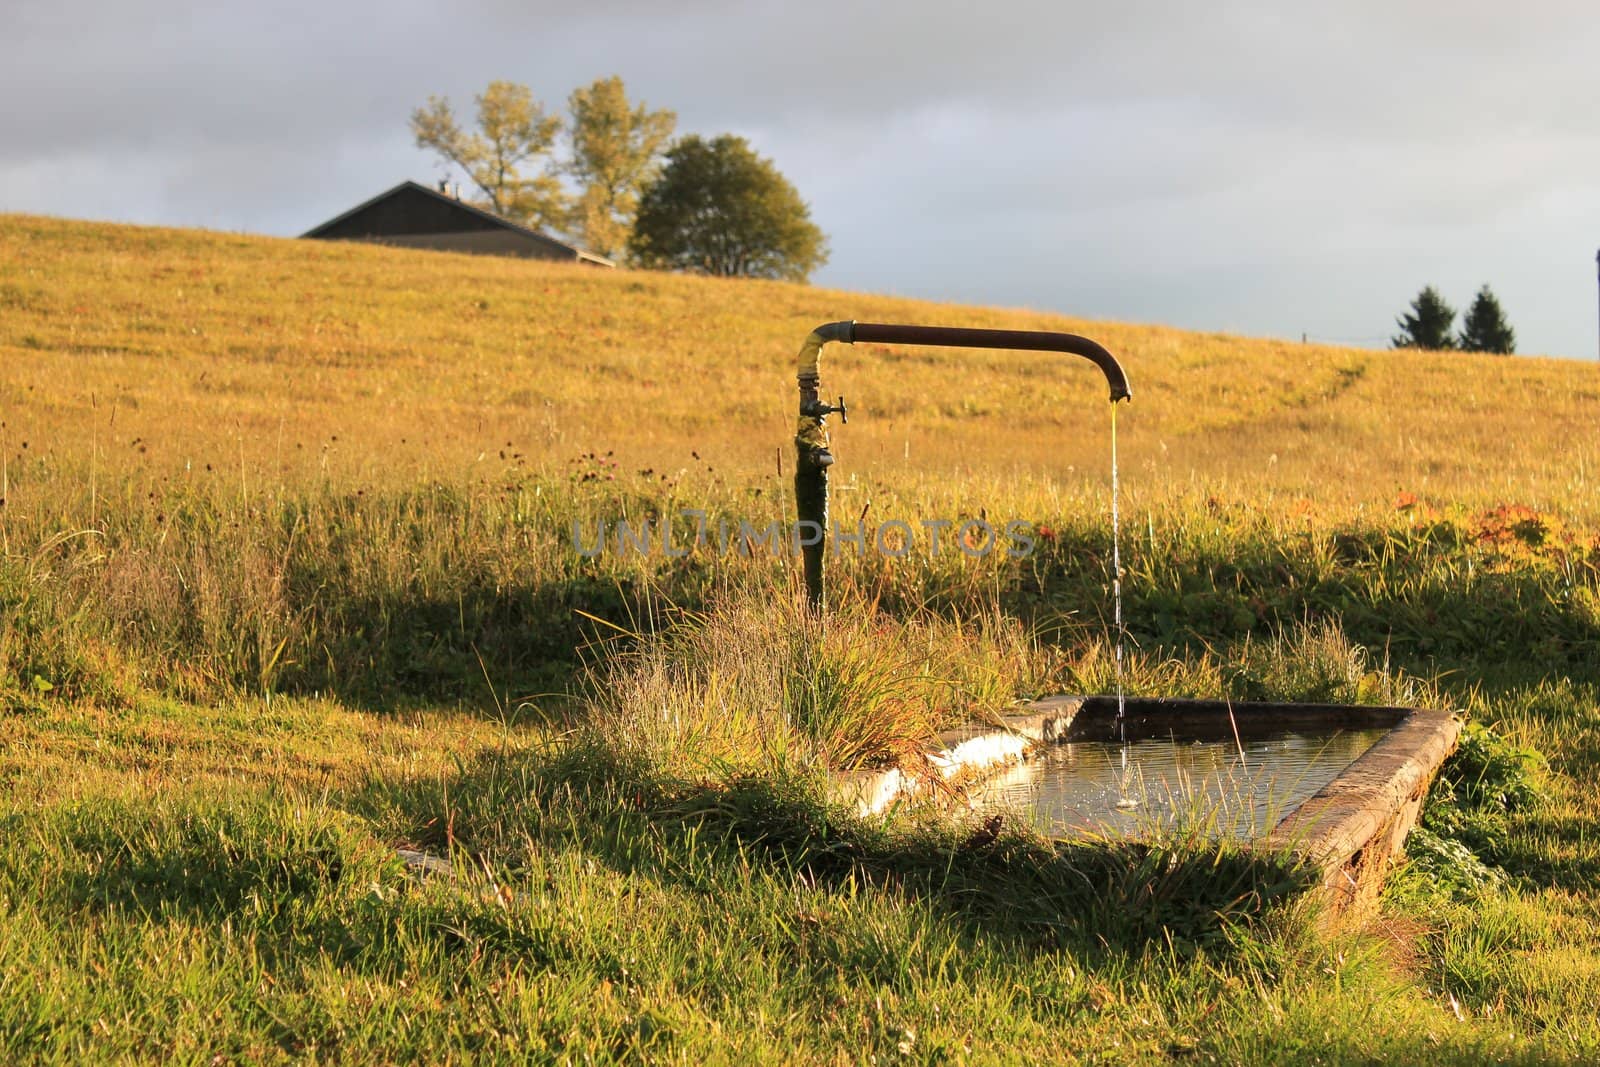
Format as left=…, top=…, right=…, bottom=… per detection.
left=2, top=214, right=1599, bottom=1062
left=4, top=213, right=1597, bottom=510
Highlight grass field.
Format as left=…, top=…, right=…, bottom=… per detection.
left=3, top=213, right=1599, bottom=1062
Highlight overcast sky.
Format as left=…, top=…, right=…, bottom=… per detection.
left=6, top=1, right=1599, bottom=358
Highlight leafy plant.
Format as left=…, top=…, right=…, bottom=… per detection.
left=1430, top=720, right=1547, bottom=817
left=630, top=134, right=828, bottom=280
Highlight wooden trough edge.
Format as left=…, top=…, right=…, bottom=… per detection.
left=1262, top=707, right=1461, bottom=924
left=827, top=695, right=1461, bottom=928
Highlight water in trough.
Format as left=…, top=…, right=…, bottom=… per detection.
left=972, top=727, right=1388, bottom=838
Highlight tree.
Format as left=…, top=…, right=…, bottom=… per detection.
left=1457, top=285, right=1516, bottom=354
left=629, top=135, right=829, bottom=282
left=411, top=81, right=567, bottom=229
left=1392, top=286, right=1457, bottom=350
left=565, top=76, right=676, bottom=261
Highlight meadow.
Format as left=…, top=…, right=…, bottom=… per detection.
left=1, top=213, right=1597, bottom=1062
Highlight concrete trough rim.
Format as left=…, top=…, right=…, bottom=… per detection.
left=827, top=697, right=1084, bottom=816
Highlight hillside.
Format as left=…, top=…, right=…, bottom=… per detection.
left=4, top=213, right=1598, bottom=511
left=3, top=214, right=1600, bottom=1062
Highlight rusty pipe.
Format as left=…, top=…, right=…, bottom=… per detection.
left=794, top=319, right=1131, bottom=612
left=848, top=322, right=1130, bottom=402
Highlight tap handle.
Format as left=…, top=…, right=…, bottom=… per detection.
left=801, top=395, right=850, bottom=423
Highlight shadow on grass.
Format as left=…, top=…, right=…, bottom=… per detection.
left=272, top=571, right=709, bottom=712
left=1007, top=519, right=1600, bottom=692
left=279, top=583, right=593, bottom=711
left=42, top=801, right=363, bottom=918
left=1464, top=811, right=1600, bottom=894
left=350, top=740, right=1322, bottom=961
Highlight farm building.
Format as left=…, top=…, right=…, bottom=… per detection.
left=301, top=180, right=614, bottom=266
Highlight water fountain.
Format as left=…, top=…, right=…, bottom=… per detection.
left=793, top=321, right=1460, bottom=922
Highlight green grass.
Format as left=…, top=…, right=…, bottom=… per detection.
left=0, top=705, right=1584, bottom=1064
left=4, top=213, right=1600, bottom=1061
left=0, top=719, right=1547, bottom=1064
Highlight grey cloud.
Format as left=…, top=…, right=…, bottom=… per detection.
left=4, top=0, right=1599, bottom=356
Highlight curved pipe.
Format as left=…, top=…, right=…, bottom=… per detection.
left=861, top=322, right=1131, bottom=402
left=796, top=320, right=1130, bottom=402
left=794, top=319, right=1131, bottom=611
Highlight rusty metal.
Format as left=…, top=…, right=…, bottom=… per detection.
left=848, top=322, right=1130, bottom=402
left=793, top=320, right=1131, bottom=612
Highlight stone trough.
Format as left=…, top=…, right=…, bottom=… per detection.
left=831, top=695, right=1460, bottom=924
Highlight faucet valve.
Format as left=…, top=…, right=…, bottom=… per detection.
left=800, top=395, right=849, bottom=423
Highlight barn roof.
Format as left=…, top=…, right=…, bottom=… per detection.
left=301, top=180, right=614, bottom=267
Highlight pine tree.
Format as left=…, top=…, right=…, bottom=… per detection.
left=1392, top=286, right=1457, bottom=350
left=1457, top=285, right=1516, bottom=354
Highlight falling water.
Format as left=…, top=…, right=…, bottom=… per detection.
left=1110, top=402, right=1126, bottom=738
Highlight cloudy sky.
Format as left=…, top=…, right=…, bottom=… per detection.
left=7, top=1, right=1599, bottom=358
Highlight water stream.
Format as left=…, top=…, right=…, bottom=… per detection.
left=977, top=401, right=1388, bottom=839
left=1110, top=402, right=1125, bottom=732
left=1108, top=401, right=1132, bottom=807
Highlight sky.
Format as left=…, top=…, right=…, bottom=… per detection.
left=6, top=0, right=1599, bottom=359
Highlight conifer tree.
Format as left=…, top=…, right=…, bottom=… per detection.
left=1457, top=285, right=1516, bottom=354
left=1392, top=286, right=1457, bottom=350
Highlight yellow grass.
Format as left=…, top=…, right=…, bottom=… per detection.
left=4, top=214, right=1600, bottom=1063
left=4, top=212, right=1597, bottom=512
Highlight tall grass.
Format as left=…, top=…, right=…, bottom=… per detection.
left=583, top=588, right=1042, bottom=774
left=6, top=214, right=1600, bottom=1060
left=4, top=460, right=1590, bottom=712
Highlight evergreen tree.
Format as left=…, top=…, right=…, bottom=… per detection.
left=1457, top=284, right=1516, bottom=354
left=1392, top=286, right=1457, bottom=350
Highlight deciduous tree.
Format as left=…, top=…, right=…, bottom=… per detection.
left=565, top=76, right=676, bottom=261
left=411, top=81, right=567, bottom=229
left=629, top=135, right=828, bottom=282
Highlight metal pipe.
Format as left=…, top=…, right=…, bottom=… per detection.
left=851, top=323, right=1130, bottom=402
left=793, top=319, right=1131, bottom=611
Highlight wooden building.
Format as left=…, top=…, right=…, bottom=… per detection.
left=302, top=181, right=614, bottom=266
